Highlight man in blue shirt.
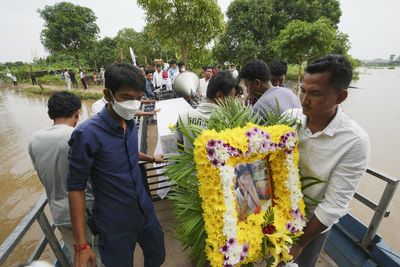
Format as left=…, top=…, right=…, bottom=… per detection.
left=67, top=63, right=165, bottom=267
left=145, top=69, right=156, bottom=99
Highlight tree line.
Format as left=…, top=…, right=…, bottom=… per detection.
left=1, top=0, right=359, bottom=83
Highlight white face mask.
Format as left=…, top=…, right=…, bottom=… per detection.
left=109, top=90, right=141, bottom=120
left=180, top=67, right=186, bottom=72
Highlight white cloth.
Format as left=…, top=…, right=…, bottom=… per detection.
left=91, top=97, right=108, bottom=114
left=153, top=70, right=165, bottom=89
left=28, top=125, right=94, bottom=226
left=198, top=78, right=210, bottom=98
left=154, top=98, right=194, bottom=198
left=285, top=107, right=370, bottom=227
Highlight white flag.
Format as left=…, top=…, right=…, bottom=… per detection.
left=129, top=47, right=137, bottom=66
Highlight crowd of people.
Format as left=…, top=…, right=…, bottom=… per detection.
left=27, top=54, right=370, bottom=267
left=61, top=67, right=105, bottom=90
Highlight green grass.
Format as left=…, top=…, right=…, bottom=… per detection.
left=24, top=86, right=102, bottom=100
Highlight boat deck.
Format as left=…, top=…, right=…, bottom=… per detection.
left=133, top=200, right=337, bottom=267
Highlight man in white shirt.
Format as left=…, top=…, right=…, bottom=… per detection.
left=79, top=68, right=88, bottom=89
left=152, top=64, right=165, bottom=90
left=198, top=67, right=213, bottom=99
left=229, top=64, right=239, bottom=79
left=286, top=55, right=370, bottom=266
left=64, top=69, right=71, bottom=90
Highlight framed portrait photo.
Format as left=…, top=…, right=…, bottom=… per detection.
left=234, top=160, right=272, bottom=221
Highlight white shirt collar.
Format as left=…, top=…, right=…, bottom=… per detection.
left=301, top=105, right=343, bottom=138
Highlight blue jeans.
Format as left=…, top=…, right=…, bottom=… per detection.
left=295, top=229, right=331, bottom=267
left=98, top=218, right=165, bottom=267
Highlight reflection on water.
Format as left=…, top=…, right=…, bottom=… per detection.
left=0, top=89, right=94, bottom=264
left=0, top=67, right=399, bottom=263
left=342, top=67, right=400, bottom=251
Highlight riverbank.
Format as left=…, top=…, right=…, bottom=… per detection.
left=0, top=82, right=103, bottom=100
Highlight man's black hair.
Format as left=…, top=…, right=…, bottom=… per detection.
left=47, top=91, right=81, bottom=120
left=206, top=71, right=237, bottom=99
left=145, top=69, right=154, bottom=75
left=169, top=59, right=177, bottom=65
left=156, top=64, right=162, bottom=68
left=269, top=60, right=288, bottom=76
left=306, top=54, right=353, bottom=91
left=178, top=61, right=185, bottom=68
left=239, top=60, right=271, bottom=82
left=105, top=63, right=145, bottom=94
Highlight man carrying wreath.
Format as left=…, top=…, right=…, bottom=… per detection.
left=284, top=55, right=370, bottom=266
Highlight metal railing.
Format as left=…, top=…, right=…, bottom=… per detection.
left=355, top=168, right=399, bottom=249
left=0, top=194, right=69, bottom=267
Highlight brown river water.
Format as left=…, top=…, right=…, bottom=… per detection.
left=0, top=67, right=399, bottom=265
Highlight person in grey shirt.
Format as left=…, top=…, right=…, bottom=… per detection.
left=240, top=60, right=301, bottom=122
left=28, top=91, right=100, bottom=264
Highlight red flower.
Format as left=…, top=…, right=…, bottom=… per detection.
left=262, top=224, right=276, bottom=235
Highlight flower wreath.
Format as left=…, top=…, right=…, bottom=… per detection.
left=193, top=123, right=306, bottom=266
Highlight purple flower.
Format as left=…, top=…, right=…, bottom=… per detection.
left=285, top=222, right=299, bottom=233
left=253, top=128, right=259, bottom=133
left=212, top=159, right=219, bottom=166
left=246, top=131, right=252, bottom=137
left=291, top=208, right=302, bottom=218
left=207, top=139, right=217, bottom=148
left=242, top=243, right=249, bottom=253
left=207, top=148, right=215, bottom=157
left=228, top=238, right=235, bottom=245
left=221, top=244, right=229, bottom=252
left=261, top=142, right=267, bottom=148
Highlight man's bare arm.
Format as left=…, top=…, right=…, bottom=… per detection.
left=68, top=190, right=96, bottom=267
left=290, top=215, right=327, bottom=260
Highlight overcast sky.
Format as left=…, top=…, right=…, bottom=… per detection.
left=0, top=0, right=399, bottom=62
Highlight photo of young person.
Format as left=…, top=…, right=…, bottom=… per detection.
left=235, top=160, right=272, bottom=221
